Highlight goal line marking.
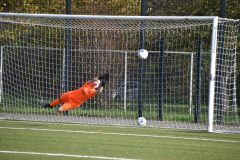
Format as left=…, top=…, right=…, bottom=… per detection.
left=0, top=126, right=239, bottom=143
left=0, top=150, right=140, bottom=160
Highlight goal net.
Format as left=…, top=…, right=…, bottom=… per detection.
left=0, top=13, right=239, bottom=133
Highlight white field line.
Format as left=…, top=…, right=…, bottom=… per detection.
left=0, top=126, right=239, bottom=143
left=0, top=150, right=140, bottom=160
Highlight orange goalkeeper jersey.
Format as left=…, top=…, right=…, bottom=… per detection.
left=68, top=81, right=98, bottom=107
left=50, top=80, right=99, bottom=111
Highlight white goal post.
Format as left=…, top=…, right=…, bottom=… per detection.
left=0, top=13, right=239, bottom=133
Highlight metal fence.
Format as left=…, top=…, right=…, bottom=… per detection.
left=0, top=0, right=239, bottom=109
left=0, top=0, right=239, bottom=18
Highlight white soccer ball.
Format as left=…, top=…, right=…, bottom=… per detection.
left=137, top=117, right=147, bottom=126
left=138, top=49, right=148, bottom=60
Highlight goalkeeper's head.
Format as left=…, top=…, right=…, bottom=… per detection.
left=98, top=73, right=110, bottom=87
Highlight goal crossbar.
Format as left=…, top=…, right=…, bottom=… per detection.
left=0, top=12, right=219, bottom=21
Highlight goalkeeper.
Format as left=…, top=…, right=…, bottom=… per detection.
left=44, top=73, right=109, bottom=113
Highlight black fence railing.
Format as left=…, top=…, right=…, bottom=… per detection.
left=1, top=0, right=239, bottom=18
left=0, top=0, right=239, bottom=109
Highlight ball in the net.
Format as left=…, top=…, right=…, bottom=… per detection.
left=138, top=49, right=148, bottom=60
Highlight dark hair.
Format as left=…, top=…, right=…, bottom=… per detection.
left=98, top=73, right=110, bottom=87
left=98, top=73, right=110, bottom=81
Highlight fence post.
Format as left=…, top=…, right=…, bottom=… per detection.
left=0, top=46, right=3, bottom=104
left=62, top=0, right=72, bottom=116
left=158, top=38, right=165, bottom=121
left=194, top=39, right=202, bottom=123
left=138, top=0, right=147, bottom=118
left=220, top=0, right=225, bottom=18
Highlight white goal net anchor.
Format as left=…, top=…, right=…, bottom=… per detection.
left=0, top=13, right=239, bottom=133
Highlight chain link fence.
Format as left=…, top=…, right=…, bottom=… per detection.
left=0, top=0, right=239, bottom=18
left=0, top=0, right=239, bottom=109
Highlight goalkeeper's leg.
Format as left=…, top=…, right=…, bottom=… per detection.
left=44, top=92, right=70, bottom=108
left=58, top=102, right=76, bottom=113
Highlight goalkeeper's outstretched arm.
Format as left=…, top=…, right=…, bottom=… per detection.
left=88, top=73, right=109, bottom=95
left=95, top=86, right=103, bottom=95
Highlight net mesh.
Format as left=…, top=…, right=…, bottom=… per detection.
left=214, top=18, right=239, bottom=133
left=0, top=14, right=239, bottom=133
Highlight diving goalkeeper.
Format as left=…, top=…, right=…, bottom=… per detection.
left=44, top=73, right=109, bottom=113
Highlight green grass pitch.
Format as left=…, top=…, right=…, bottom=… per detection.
left=0, top=120, right=239, bottom=160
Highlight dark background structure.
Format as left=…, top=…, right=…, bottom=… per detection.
left=0, top=0, right=239, bottom=111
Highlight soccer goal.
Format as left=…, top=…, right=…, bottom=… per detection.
left=0, top=13, right=239, bottom=133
